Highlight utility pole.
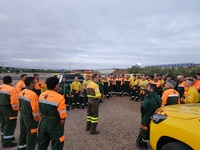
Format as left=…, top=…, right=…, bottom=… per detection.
left=69, top=62, right=71, bottom=72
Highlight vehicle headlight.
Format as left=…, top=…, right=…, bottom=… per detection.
left=151, top=114, right=167, bottom=124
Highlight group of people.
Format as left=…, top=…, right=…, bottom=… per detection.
left=0, top=72, right=200, bottom=149
left=0, top=74, right=67, bottom=149
left=134, top=73, right=200, bottom=149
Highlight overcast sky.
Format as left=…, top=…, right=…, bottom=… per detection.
left=0, top=0, right=200, bottom=70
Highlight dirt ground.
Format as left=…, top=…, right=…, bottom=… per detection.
left=0, top=73, right=152, bottom=150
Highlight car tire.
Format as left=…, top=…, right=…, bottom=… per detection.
left=161, top=142, right=192, bottom=150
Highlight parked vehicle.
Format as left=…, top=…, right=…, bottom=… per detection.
left=150, top=103, right=200, bottom=150
left=58, top=74, right=85, bottom=84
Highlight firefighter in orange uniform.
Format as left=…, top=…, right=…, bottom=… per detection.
left=18, top=77, right=40, bottom=150
left=37, top=77, right=67, bottom=150
left=15, top=74, right=27, bottom=94
left=176, top=75, right=186, bottom=100
left=193, top=75, right=200, bottom=93
left=33, top=74, right=44, bottom=96
left=0, top=76, right=18, bottom=148
left=161, top=80, right=180, bottom=106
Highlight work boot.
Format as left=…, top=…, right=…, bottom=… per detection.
left=3, top=142, right=17, bottom=148
left=76, top=105, right=80, bottom=109
left=67, top=106, right=70, bottom=111
left=72, top=105, right=75, bottom=109
left=130, top=97, right=134, bottom=100
left=90, top=130, right=100, bottom=135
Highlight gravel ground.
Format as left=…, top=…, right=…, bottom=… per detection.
left=1, top=95, right=154, bottom=150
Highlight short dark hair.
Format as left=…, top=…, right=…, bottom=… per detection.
left=91, top=74, right=99, bottom=80
left=46, top=77, right=59, bottom=90
left=20, top=74, right=27, bottom=78
left=25, top=77, right=35, bottom=86
left=149, top=83, right=157, bottom=92
left=187, top=78, right=194, bottom=85
left=3, top=76, right=12, bottom=84
left=33, top=74, right=39, bottom=77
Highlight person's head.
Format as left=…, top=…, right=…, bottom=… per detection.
left=85, top=74, right=90, bottom=80
left=165, top=80, right=176, bottom=89
left=162, top=75, right=166, bottom=80
left=185, top=79, right=194, bottom=88
left=62, top=77, right=66, bottom=82
left=20, top=74, right=27, bottom=81
left=154, top=75, right=158, bottom=82
left=147, top=83, right=157, bottom=92
left=196, top=73, right=200, bottom=80
left=158, top=75, right=162, bottom=80
left=74, top=76, right=79, bottom=82
left=166, top=75, right=172, bottom=81
left=46, top=77, right=60, bottom=91
left=3, top=76, right=12, bottom=84
left=192, top=76, right=197, bottom=82
left=24, top=77, right=35, bottom=89
left=33, top=74, right=39, bottom=79
left=141, top=74, right=145, bottom=80
left=91, top=74, right=99, bottom=83
left=177, top=75, right=184, bottom=83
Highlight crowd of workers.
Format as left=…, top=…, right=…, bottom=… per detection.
left=0, top=72, right=200, bottom=149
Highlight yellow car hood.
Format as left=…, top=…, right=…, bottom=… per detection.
left=158, top=104, right=200, bottom=119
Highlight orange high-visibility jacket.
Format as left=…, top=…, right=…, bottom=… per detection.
left=0, top=84, right=19, bottom=111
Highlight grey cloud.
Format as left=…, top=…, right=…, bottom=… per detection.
left=0, top=0, right=200, bottom=69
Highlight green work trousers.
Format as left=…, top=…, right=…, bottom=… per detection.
left=37, top=117, right=64, bottom=150
left=18, top=113, right=38, bottom=150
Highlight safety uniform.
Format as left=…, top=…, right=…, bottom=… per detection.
left=34, top=79, right=44, bottom=96
left=0, top=84, right=18, bottom=147
left=183, top=86, right=200, bottom=104
left=130, top=78, right=139, bottom=101
left=15, top=80, right=26, bottom=94
left=139, top=79, right=149, bottom=101
left=161, top=89, right=180, bottom=106
left=103, top=79, right=109, bottom=99
left=71, top=81, right=82, bottom=109
left=177, top=81, right=186, bottom=99
left=123, top=78, right=130, bottom=96
left=151, top=80, right=162, bottom=96
left=194, top=80, right=200, bottom=93
left=136, top=92, right=161, bottom=147
left=82, top=79, right=91, bottom=108
left=115, top=77, right=122, bottom=96
left=18, top=89, right=40, bottom=150
left=60, top=81, right=70, bottom=110
left=38, top=90, right=67, bottom=150
left=86, top=81, right=102, bottom=134
left=108, top=77, right=113, bottom=96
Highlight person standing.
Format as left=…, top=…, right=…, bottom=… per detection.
left=161, top=80, right=180, bottom=106
left=0, top=76, right=18, bottom=148
left=182, top=79, right=200, bottom=104
left=71, top=76, right=82, bottom=109
left=18, top=77, right=40, bottom=150
left=136, top=84, right=162, bottom=149
left=37, top=77, right=67, bottom=150
left=33, top=74, right=44, bottom=96
left=176, top=75, right=186, bottom=100
left=60, top=77, right=71, bottom=110
left=82, top=74, right=91, bottom=108
left=15, top=74, right=27, bottom=94
left=86, top=74, right=102, bottom=135
left=138, top=75, right=149, bottom=102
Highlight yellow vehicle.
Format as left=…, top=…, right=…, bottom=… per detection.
left=150, top=103, right=200, bottom=150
